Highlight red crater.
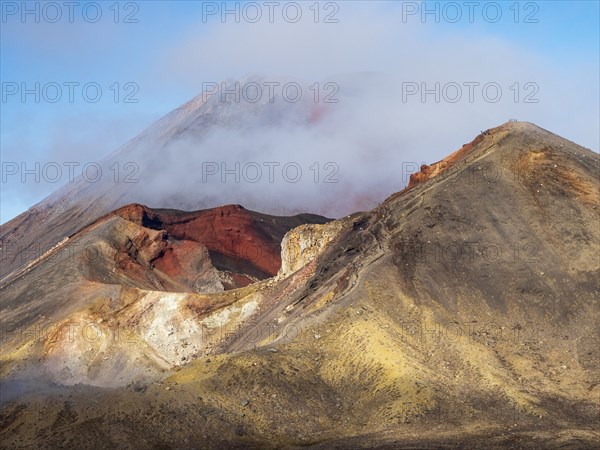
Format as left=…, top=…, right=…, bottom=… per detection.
left=105, top=203, right=330, bottom=290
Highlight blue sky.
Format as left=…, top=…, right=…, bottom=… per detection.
left=1, top=0, right=599, bottom=222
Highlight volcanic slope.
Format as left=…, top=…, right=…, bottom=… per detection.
left=1, top=122, right=599, bottom=449
left=0, top=204, right=329, bottom=386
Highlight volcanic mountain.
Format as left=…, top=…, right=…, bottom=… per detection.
left=1, top=122, right=599, bottom=449
left=0, top=77, right=384, bottom=283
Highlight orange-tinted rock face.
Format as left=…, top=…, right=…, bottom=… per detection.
left=407, top=133, right=486, bottom=189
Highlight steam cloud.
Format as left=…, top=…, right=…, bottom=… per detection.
left=2, top=2, right=598, bottom=221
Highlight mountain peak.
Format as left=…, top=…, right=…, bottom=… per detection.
left=404, top=121, right=592, bottom=192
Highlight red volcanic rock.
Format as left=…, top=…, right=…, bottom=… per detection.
left=151, top=239, right=210, bottom=286
left=156, top=204, right=283, bottom=277
left=99, top=203, right=330, bottom=291
left=111, top=204, right=280, bottom=276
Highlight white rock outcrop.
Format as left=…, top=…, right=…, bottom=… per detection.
left=277, top=221, right=344, bottom=280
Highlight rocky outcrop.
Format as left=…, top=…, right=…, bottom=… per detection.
left=407, top=129, right=488, bottom=188
left=277, top=221, right=345, bottom=280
